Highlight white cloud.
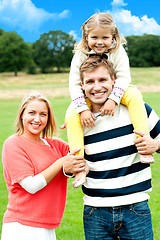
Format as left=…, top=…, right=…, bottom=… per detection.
left=0, top=0, right=70, bottom=32
left=58, top=10, right=70, bottom=19
left=106, top=7, right=160, bottom=36
left=111, top=0, right=127, bottom=7
left=69, top=30, right=78, bottom=40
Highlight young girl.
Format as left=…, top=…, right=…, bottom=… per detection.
left=1, top=91, right=85, bottom=240
left=66, top=12, right=154, bottom=188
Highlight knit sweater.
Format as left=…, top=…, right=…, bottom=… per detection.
left=2, top=135, right=69, bottom=229
left=82, top=103, right=160, bottom=207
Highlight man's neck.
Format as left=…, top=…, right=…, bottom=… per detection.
left=92, top=104, right=102, bottom=113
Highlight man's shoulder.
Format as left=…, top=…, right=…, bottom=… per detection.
left=144, top=103, right=153, bottom=117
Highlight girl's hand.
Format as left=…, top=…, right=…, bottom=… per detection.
left=80, top=110, right=96, bottom=128
left=60, top=122, right=66, bottom=129
left=100, top=99, right=116, bottom=116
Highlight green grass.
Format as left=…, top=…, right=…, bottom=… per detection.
left=0, top=72, right=69, bottom=90
left=0, top=67, right=160, bottom=91
left=131, top=67, right=160, bottom=85
left=0, top=94, right=160, bottom=239
left=142, top=93, right=160, bottom=239
left=0, top=69, right=160, bottom=239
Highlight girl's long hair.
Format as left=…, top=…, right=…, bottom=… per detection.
left=75, top=12, right=126, bottom=53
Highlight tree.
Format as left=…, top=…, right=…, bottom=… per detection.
left=125, top=35, right=160, bottom=67
left=33, top=30, right=76, bottom=73
left=0, top=31, right=32, bottom=76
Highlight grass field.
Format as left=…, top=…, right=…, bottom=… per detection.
left=0, top=68, right=160, bottom=239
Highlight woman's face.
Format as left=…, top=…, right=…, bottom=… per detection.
left=22, top=99, right=48, bottom=140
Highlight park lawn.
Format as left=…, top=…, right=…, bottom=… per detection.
left=0, top=67, right=160, bottom=91
left=0, top=92, right=160, bottom=239
left=131, top=67, right=160, bottom=85
left=0, top=72, right=69, bottom=90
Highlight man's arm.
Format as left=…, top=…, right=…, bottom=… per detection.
left=134, top=130, right=160, bottom=154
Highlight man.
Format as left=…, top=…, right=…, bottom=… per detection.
left=78, top=55, right=160, bottom=240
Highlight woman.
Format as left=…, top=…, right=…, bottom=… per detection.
left=1, top=91, right=85, bottom=240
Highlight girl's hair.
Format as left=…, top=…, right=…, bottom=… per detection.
left=80, top=55, right=115, bottom=82
left=75, top=12, right=126, bottom=53
left=15, top=91, right=57, bottom=138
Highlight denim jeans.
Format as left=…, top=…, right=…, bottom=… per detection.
left=83, top=200, right=153, bottom=240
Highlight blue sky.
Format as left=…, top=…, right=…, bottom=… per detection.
left=0, top=0, right=159, bottom=43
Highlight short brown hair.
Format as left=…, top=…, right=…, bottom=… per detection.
left=80, top=55, right=115, bottom=83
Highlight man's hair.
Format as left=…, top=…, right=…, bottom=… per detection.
left=80, top=55, right=115, bottom=82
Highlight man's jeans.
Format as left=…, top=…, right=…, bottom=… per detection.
left=83, top=200, right=153, bottom=240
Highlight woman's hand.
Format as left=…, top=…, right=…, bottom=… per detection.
left=63, top=148, right=86, bottom=175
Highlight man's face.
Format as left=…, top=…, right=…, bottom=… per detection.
left=82, top=65, right=115, bottom=111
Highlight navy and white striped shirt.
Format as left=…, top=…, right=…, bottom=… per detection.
left=82, top=103, right=160, bottom=207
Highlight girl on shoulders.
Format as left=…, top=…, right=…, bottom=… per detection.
left=66, top=12, right=153, bottom=188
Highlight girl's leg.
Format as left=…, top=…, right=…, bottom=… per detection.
left=65, top=103, right=89, bottom=188
left=65, top=103, right=84, bottom=156
left=121, top=85, right=154, bottom=163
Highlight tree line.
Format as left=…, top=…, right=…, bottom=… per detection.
left=0, top=28, right=159, bottom=76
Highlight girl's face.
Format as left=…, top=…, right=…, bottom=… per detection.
left=22, top=99, right=48, bottom=141
left=87, top=26, right=113, bottom=54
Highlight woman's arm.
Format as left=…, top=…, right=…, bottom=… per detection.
left=19, top=148, right=85, bottom=193
left=41, top=148, right=85, bottom=184
left=19, top=173, right=47, bottom=194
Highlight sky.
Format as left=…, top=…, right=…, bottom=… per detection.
left=0, top=0, right=159, bottom=43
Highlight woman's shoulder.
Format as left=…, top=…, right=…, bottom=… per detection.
left=4, top=134, right=20, bottom=145
left=3, top=135, right=23, bottom=152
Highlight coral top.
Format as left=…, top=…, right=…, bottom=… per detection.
left=2, top=135, right=69, bottom=229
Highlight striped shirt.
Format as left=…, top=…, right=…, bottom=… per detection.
left=82, top=103, right=160, bottom=207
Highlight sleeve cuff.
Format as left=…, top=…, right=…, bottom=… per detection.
left=108, top=94, right=121, bottom=105
left=75, top=105, right=89, bottom=114
left=72, top=96, right=89, bottom=114
left=63, top=165, right=74, bottom=178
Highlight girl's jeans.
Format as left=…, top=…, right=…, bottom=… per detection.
left=83, top=200, right=153, bottom=240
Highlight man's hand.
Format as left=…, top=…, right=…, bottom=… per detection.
left=63, top=148, right=86, bottom=175
left=134, top=130, right=159, bottom=155
left=100, top=99, right=116, bottom=116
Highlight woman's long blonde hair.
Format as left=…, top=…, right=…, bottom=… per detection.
left=75, top=12, right=126, bottom=53
left=15, top=91, right=57, bottom=138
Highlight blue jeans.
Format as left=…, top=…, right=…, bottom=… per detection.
left=83, top=200, right=153, bottom=240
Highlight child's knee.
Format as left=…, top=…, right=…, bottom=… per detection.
left=123, top=86, right=143, bottom=105
left=126, top=86, right=142, bottom=99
